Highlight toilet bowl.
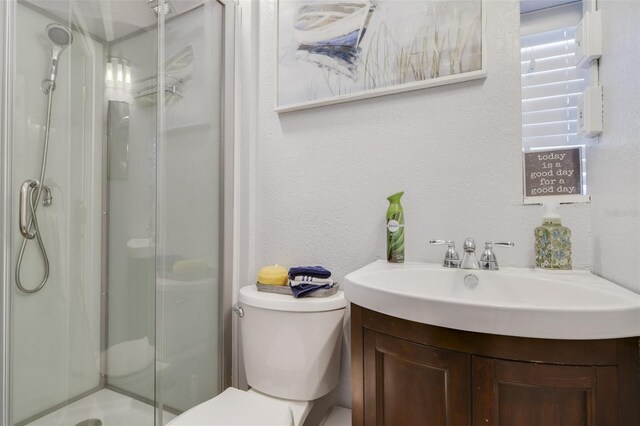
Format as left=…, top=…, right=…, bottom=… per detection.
left=168, top=285, right=347, bottom=426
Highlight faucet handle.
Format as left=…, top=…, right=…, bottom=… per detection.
left=487, top=241, right=515, bottom=248
left=429, top=239, right=453, bottom=246
left=429, top=240, right=460, bottom=268
left=480, top=241, right=514, bottom=270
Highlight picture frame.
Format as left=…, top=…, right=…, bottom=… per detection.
left=275, top=0, right=487, bottom=113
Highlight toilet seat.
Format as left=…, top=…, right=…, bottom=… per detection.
left=167, top=388, right=293, bottom=426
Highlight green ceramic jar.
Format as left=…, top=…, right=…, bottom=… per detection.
left=534, top=203, right=571, bottom=270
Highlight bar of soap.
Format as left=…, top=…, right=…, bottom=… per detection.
left=257, top=265, right=288, bottom=286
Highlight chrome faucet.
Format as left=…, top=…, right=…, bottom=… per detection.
left=479, top=241, right=515, bottom=270
left=428, top=240, right=460, bottom=268
left=431, top=238, right=514, bottom=270
left=460, top=238, right=480, bottom=269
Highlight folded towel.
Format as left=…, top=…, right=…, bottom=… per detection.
left=288, top=266, right=331, bottom=279
left=290, top=283, right=333, bottom=298
left=289, top=276, right=334, bottom=286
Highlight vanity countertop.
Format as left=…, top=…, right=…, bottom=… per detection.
left=344, top=260, right=640, bottom=339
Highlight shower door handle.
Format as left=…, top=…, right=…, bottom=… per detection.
left=19, top=179, right=38, bottom=239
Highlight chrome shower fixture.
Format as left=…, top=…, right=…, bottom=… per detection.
left=147, top=0, right=173, bottom=17
left=17, top=22, right=73, bottom=294
left=43, top=23, right=73, bottom=93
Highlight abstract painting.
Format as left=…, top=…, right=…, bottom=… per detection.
left=276, top=0, right=485, bottom=112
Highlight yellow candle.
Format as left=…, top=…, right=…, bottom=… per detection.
left=257, top=264, right=288, bottom=286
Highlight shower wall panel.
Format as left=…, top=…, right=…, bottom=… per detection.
left=157, top=2, right=223, bottom=414
left=11, top=3, right=103, bottom=423
left=105, top=24, right=158, bottom=403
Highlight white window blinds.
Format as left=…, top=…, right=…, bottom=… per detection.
left=521, top=1, right=588, bottom=196
left=521, top=27, right=585, bottom=152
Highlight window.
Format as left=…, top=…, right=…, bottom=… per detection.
left=521, top=3, right=588, bottom=196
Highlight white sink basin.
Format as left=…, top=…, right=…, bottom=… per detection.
left=344, top=260, right=640, bottom=339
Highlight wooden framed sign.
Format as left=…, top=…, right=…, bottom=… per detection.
left=524, top=148, right=582, bottom=197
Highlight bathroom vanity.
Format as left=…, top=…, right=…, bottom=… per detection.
left=344, top=261, right=640, bottom=426
left=351, top=305, right=639, bottom=425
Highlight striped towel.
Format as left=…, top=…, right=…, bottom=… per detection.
left=289, top=276, right=334, bottom=287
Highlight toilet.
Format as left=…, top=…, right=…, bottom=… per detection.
left=167, top=285, right=348, bottom=426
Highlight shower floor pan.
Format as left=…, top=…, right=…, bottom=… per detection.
left=26, top=389, right=176, bottom=426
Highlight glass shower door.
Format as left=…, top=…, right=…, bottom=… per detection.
left=155, top=0, right=226, bottom=422
left=10, top=3, right=104, bottom=424
left=6, top=1, right=159, bottom=424
left=2, top=0, right=229, bottom=424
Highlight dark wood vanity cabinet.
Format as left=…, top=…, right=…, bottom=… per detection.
left=351, top=304, right=640, bottom=426
left=363, top=329, right=471, bottom=425
left=472, top=357, right=616, bottom=425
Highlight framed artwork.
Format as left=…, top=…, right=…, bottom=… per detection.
left=276, top=0, right=486, bottom=112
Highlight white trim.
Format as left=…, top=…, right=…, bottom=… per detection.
left=584, top=0, right=600, bottom=104
left=523, top=194, right=591, bottom=205
left=521, top=2, right=583, bottom=36
left=274, top=0, right=487, bottom=113
left=233, top=0, right=258, bottom=391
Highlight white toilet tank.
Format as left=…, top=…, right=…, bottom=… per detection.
left=239, top=286, right=347, bottom=401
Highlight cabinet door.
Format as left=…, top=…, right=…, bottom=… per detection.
left=363, top=329, right=470, bottom=426
left=472, top=356, right=617, bottom=426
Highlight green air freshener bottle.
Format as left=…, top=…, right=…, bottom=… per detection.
left=386, top=191, right=405, bottom=263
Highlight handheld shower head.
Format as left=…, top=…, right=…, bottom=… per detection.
left=43, top=23, right=73, bottom=92
left=48, top=23, right=73, bottom=48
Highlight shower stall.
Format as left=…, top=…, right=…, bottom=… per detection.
left=0, top=0, right=234, bottom=424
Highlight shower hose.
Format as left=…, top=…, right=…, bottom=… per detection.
left=15, top=82, right=55, bottom=294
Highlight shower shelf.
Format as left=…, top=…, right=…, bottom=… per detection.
left=134, top=74, right=183, bottom=106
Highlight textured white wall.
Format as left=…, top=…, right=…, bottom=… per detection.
left=253, top=0, right=592, bottom=413
left=589, top=0, right=640, bottom=293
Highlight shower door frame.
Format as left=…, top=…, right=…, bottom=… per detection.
left=217, top=0, right=236, bottom=393
left=1, top=0, right=15, bottom=424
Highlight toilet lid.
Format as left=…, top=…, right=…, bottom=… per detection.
left=239, top=285, right=347, bottom=312
left=167, top=388, right=293, bottom=426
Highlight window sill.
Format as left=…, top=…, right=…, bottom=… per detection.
left=523, top=194, right=591, bottom=205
